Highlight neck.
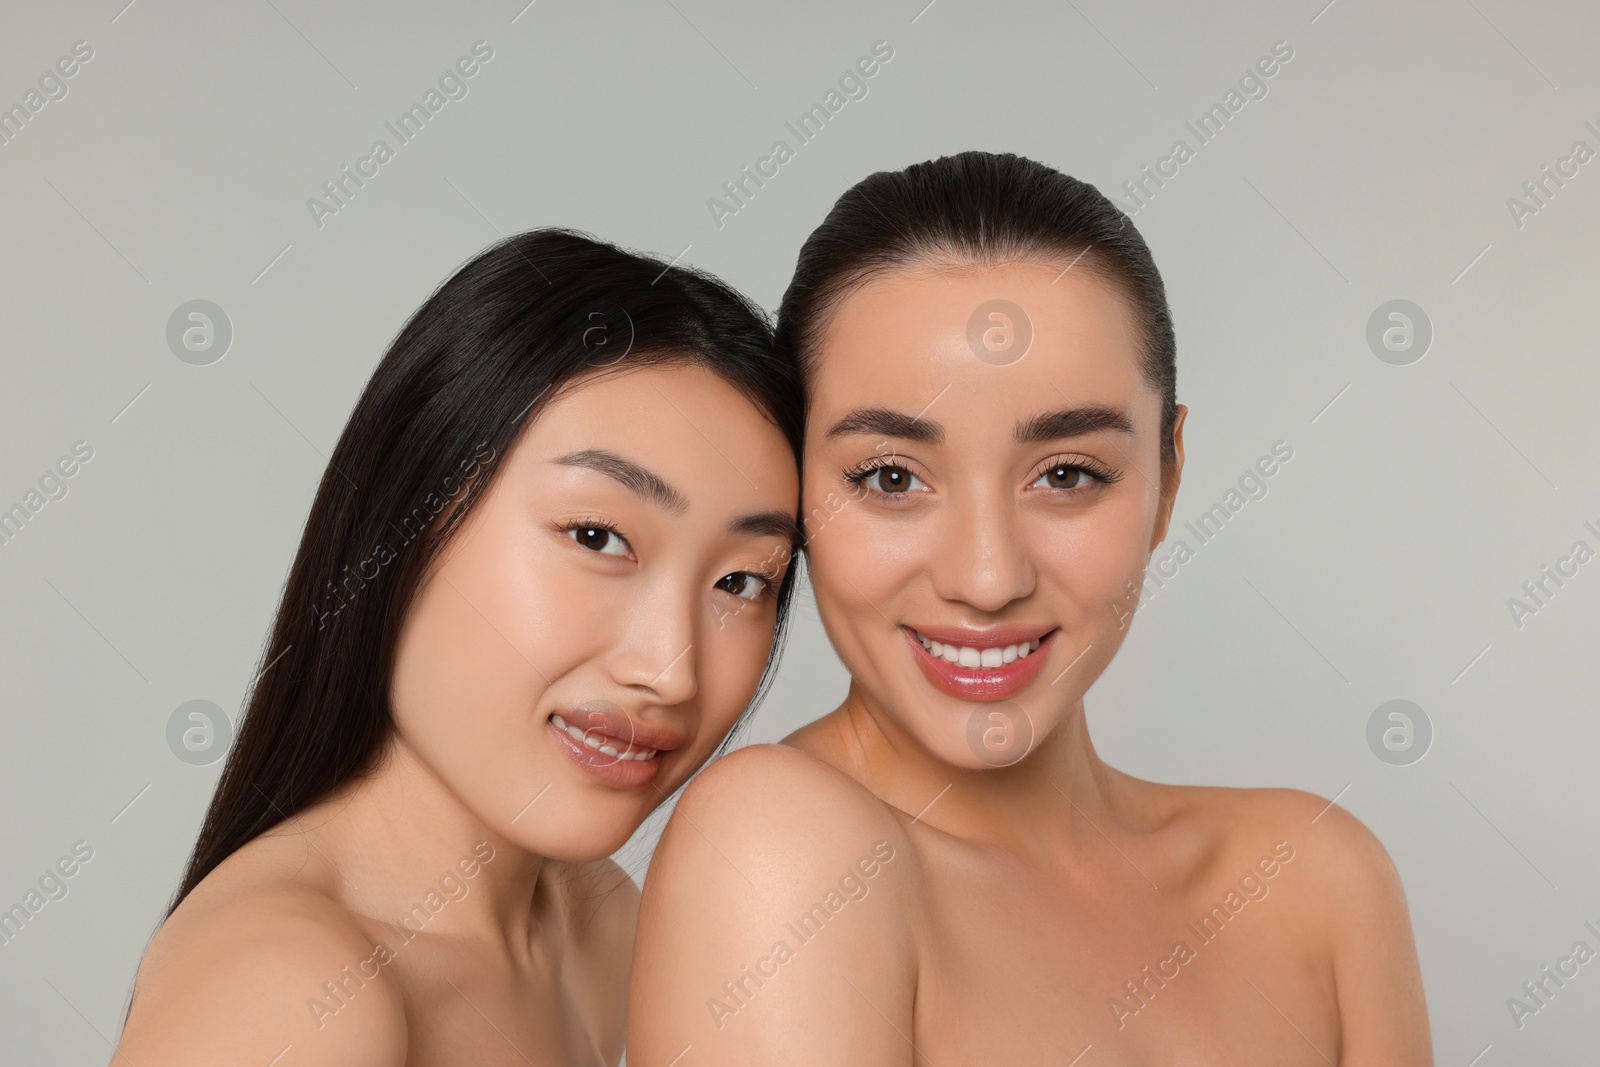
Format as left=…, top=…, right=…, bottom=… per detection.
left=813, top=680, right=1129, bottom=867
left=288, top=735, right=553, bottom=952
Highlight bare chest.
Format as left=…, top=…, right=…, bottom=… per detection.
left=339, top=923, right=617, bottom=1067
left=908, top=858, right=1339, bottom=1065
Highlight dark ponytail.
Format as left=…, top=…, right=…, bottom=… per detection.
left=776, top=150, right=1177, bottom=465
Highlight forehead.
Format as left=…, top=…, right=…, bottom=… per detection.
left=808, top=260, right=1152, bottom=432
left=516, top=362, right=798, bottom=504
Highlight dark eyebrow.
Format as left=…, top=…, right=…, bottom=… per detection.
left=821, top=404, right=1136, bottom=447
left=1014, top=405, right=1136, bottom=444
left=730, top=510, right=804, bottom=550
left=552, top=449, right=688, bottom=515
left=823, top=407, right=943, bottom=444
left=554, top=449, right=801, bottom=547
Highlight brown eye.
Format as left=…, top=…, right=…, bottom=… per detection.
left=567, top=525, right=629, bottom=556
left=873, top=466, right=918, bottom=493
left=1038, top=464, right=1089, bottom=490
left=845, top=461, right=928, bottom=497
left=716, top=572, right=770, bottom=600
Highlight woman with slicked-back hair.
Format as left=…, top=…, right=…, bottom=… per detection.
left=629, top=152, right=1431, bottom=1065
left=114, top=229, right=806, bottom=1066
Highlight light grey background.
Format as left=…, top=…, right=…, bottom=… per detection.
left=2, top=0, right=1596, bottom=1062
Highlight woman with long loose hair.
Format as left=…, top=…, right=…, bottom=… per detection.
left=115, top=229, right=805, bottom=1065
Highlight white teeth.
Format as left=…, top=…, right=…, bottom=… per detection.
left=549, top=713, right=659, bottom=761
left=913, top=631, right=1046, bottom=671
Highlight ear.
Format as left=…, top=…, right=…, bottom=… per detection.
left=1150, top=403, right=1187, bottom=550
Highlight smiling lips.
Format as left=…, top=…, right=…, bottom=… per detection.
left=903, top=623, right=1059, bottom=701
left=546, top=705, right=685, bottom=789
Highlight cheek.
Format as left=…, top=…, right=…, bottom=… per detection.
left=389, top=532, right=602, bottom=775
left=805, top=515, right=890, bottom=653
left=700, top=609, right=778, bottom=724
left=1032, top=498, right=1155, bottom=625
left=803, top=482, right=925, bottom=612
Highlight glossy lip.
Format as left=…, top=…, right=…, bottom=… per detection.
left=544, top=702, right=685, bottom=790
left=909, top=622, right=1057, bottom=649
left=549, top=703, right=686, bottom=754
left=902, top=624, right=1060, bottom=702
left=547, top=720, right=666, bottom=789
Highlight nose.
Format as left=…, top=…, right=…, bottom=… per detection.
left=928, top=485, right=1036, bottom=613
left=605, top=577, right=700, bottom=708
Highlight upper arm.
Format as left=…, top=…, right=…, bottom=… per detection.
left=1283, top=791, right=1433, bottom=1066
left=626, top=745, right=919, bottom=1066
left=115, top=888, right=408, bottom=1066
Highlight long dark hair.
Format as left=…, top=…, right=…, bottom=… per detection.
left=169, top=229, right=802, bottom=915
left=776, top=150, right=1178, bottom=466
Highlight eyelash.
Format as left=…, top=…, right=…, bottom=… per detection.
left=560, top=516, right=630, bottom=555
left=556, top=518, right=782, bottom=601
left=1032, top=455, right=1122, bottom=490
left=841, top=455, right=1122, bottom=498
left=723, top=570, right=783, bottom=600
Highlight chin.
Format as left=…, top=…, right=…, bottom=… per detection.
left=527, top=814, right=645, bottom=864
left=901, top=692, right=1050, bottom=771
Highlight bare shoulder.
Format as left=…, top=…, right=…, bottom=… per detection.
left=648, top=741, right=917, bottom=929
left=1144, top=780, right=1430, bottom=1059
left=118, top=874, right=407, bottom=1065
left=1252, top=787, right=1413, bottom=944
left=1151, top=780, right=1408, bottom=940
left=628, top=743, right=918, bottom=1060
left=1215, top=785, right=1399, bottom=889
left=681, top=741, right=910, bottom=841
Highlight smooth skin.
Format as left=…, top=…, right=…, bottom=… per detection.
left=115, top=362, right=800, bottom=1066
left=628, top=262, right=1432, bottom=1065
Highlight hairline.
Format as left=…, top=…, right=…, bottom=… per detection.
left=795, top=243, right=1145, bottom=391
